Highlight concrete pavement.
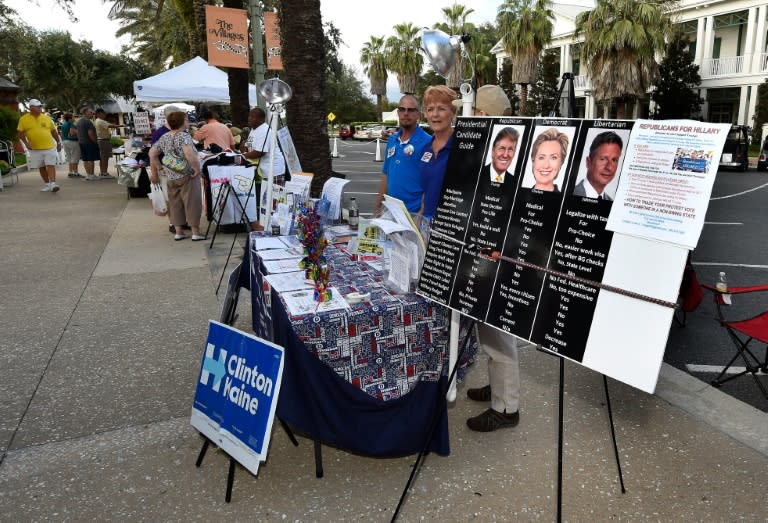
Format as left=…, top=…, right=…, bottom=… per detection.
left=0, top=164, right=766, bottom=522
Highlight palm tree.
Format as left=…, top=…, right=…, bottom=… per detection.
left=279, top=0, right=331, bottom=195
left=497, top=0, right=554, bottom=115
left=385, top=22, right=423, bottom=95
left=435, top=3, right=474, bottom=89
left=360, top=36, right=388, bottom=119
left=575, top=0, right=673, bottom=119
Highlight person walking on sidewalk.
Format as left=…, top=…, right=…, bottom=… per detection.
left=94, top=108, right=117, bottom=179
left=17, top=99, right=62, bottom=193
left=61, top=113, right=82, bottom=178
left=77, top=106, right=101, bottom=181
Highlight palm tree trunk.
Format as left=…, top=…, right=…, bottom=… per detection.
left=376, top=94, right=383, bottom=122
left=519, top=84, right=529, bottom=116
left=223, top=0, right=249, bottom=128
left=279, top=0, right=331, bottom=195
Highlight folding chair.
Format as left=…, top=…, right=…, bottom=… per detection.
left=701, top=283, right=768, bottom=401
left=675, top=253, right=704, bottom=327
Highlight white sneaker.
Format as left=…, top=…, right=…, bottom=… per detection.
left=86, top=174, right=99, bottom=181
left=50, top=182, right=60, bottom=192
left=41, top=184, right=52, bottom=192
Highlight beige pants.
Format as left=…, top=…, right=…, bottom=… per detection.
left=477, top=323, right=520, bottom=413
left=166, top=175, right=202, bottom=229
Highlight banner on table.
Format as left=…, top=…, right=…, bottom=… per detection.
left=205, top=5, right=249, bottom=69
left=208, top=165, right=258, bottom=225
left=191, top=320, right=284, bottom=475
left=417, top=117, right=726, bottom=394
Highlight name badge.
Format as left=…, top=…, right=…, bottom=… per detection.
left=387, top=146, right=395, bottom=158
left=421, top=152, right=433, bottom=162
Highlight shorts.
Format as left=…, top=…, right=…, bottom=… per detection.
left=98, top=139, right=112, bottom=164
left=63, top=140, right=80, bottom=164
left=28, top=148, right=58, bottom=168
left=79, top=142, right=100, bottom=162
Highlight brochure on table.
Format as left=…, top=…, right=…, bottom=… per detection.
left=416, top=117, right=728, bottom=393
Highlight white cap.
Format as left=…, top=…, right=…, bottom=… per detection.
left=28, top=99, right=43, bottom=107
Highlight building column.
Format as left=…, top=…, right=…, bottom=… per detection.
left=694, top=17, right=706, bottom=63
left=745, top=85, right=758, bottom=129
left=752, top=5, right=767, bottom=72
left=737, top=85, right=749, bottom=125
left=703, top=16, right=715, bottom=59
left=744, top=7, right=757, bottom=73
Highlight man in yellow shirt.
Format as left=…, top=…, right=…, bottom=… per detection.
left=17, top=99, right=62, bottom=192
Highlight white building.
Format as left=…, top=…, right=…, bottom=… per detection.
left=492, top=0, right=768, bottom=124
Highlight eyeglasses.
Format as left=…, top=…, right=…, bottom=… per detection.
left=397, top=107, right=419, bottom=113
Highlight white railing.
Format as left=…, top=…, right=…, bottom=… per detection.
left=761, top=52, right=768, bottom=73
left=573, top=74, right=591, bottom=90
left=700, top=56, right=744, bottom=78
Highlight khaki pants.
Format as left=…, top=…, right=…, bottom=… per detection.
left=477, top=323, right=520, bottom=413
left=167, top=175, right=202, bottom=229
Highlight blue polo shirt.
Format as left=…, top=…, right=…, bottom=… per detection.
left=382, top=126, right=431, bottom=213
left=420, top=133, right=454, bottom=220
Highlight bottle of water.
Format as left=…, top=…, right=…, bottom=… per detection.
left=348, top=197, right=359, bottom=228
left=716, top=271, right=728, bottom=293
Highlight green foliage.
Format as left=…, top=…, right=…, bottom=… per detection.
left=385, top=22, right=423, bottom=95
left=498, top=61, right=520, bottom=115
left=752, top=80, right=768, bottom=144
left=110, top=136, right=124, bottom=147
left=528, top=50, right=560, bottom=116
left=651, top=33, right=702, bottom=119
left=325, top=64, right=377, bottom=123
left=0, top=23, right=150, bottom=113
left=576, top=0, right=673, bottom=114
left=0, top=105, right=20, bottom=142
left=0, top=159, right=9, bottom=174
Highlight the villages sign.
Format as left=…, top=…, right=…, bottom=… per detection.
left=205, top=5, right=249, bottom=69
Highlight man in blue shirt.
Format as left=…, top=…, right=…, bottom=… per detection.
left=375, top=95, right=431, bottom=215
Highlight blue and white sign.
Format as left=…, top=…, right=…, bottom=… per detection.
left=191, top=320, right=284, bottom=475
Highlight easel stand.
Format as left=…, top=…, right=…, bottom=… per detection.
left=193, top=260, right=301, bottom=501
left=541, top=348, right=626, bottom=523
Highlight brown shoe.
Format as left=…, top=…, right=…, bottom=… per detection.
left=467, top=384, right=491, bottom=402
left=466, top=408, right=519, bottom=432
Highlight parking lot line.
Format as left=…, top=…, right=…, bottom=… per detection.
left=704, top=221, right=743, bottom=225
left=692, top=262, right=768, bottom=269
left=686, top=364, right=748, bottom=375
left=710, top=181, right=768, bottom=200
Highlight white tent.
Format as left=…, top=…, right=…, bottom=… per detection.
left=133, top=56, right=257, bottom=105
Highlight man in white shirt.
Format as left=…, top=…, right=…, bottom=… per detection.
left=573, top=131, right=623, bottom=200
left=242, top=107, right=285, bottom=184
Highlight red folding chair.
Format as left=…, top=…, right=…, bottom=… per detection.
left=701, top=283, right=768, bottom=401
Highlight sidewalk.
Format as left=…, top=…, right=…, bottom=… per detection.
left=0, top=165, right=766, bottom=521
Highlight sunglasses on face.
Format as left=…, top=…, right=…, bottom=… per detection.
left=397, top=107, right=419, bottom=113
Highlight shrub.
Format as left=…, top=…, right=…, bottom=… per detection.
left=0, top=106, right=20, bottom=142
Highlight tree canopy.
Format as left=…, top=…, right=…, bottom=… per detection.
left=651, top=32, right=702, bottom=120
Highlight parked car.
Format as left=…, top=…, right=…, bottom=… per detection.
left=757, top=137, right=768, bottom=171
left=380, top=126, right=398, bottom=139
left=718, top=125, right=750, bottom=172
left=339, top=125, right=353, bottom=140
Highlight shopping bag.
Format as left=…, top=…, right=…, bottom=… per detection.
left=117, top=165, right=140, bottom=187
left=149, top=183, right=168, bottom=216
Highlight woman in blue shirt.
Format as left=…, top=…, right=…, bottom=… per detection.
left=419, top=85, right=458, bottom=221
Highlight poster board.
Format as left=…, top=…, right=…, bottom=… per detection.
left=132, top=112, right=151, bottom=135
left=277, top=126, right=302, bottom=174
left=208, top=165, right=258, bottom=224
left=417, top=117, right=725, bottom=393
left=191, top=320, right=284, bottom=475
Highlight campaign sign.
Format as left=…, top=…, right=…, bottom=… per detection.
left=191, top=320, right=284, bottom=475
left=208, top=165, right=258, bottom=225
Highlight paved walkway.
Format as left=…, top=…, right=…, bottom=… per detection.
left=0, top=165, right=766, bottom=521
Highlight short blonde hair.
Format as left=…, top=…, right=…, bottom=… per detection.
left=531, top=127, right=569, bottom=161
left=423, top=85, right=457, bottom=111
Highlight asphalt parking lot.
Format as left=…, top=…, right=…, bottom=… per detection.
left=331, top=138, right=768, bottom=412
